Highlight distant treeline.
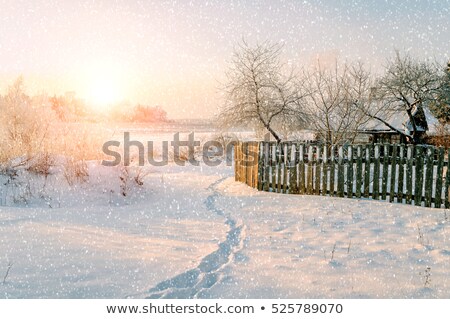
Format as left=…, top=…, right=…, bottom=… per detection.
left=0, top=76, right=168, bottom=123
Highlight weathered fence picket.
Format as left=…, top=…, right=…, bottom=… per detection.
left=389, top=144, right=397, bottom=203
left=406, top=145, right=414, bottom=205
left=234, top=142, right=450, bottom=209
left=364, top=145, right=371, bottom=198
left=415, top=146, right=424, bottom=206
left=435, top=148, right=444, bottom=208
left=381, top=144, right=389, bottom=200
left=329, top=146, right=335, bottom=196
left=347, top=146, right=353, bottom=199
left=397, top=145, right=405, bottom=203
left=356, top=145, right=363, bottom=198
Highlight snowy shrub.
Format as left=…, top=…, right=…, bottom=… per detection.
left=63, top=158, right=89, bottom=186
left=27, top=152, right=55, bottom=177
left=61, top=126, right=108, bottom=165
left=133, top=168, right=148, bottom=186
left=0, top=77, right=55, bottom=163
left=119, top=165, right=130, bottom=196
left=118, top=165, right=148, bottom=196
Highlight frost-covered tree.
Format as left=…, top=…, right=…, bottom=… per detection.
left=0, top=77, right=54, bottom=162
left=219, top=40, right=309, bottom=143
left=368, top=52, right=441, bottom=144
left=429, top=61, right=450, bottom=123
left=304, top=61, right=374, bottom=147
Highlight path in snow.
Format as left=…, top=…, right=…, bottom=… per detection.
left=144, top=177, right=246, bottom=299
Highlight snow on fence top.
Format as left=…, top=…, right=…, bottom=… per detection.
left=234, top=141, right=450, bottom=209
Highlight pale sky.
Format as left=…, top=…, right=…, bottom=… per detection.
left=0, top=0, right=449, bottom=118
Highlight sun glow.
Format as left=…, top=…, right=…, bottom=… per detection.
left=88, top=76, right=122, bottom=108
left=81, top=61, right=126, bottom=109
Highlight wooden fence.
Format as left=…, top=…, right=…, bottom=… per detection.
left=234, top=141, right=450, bottom=209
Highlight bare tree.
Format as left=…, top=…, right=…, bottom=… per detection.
left=367, top=52, right=442, bottom=144
left=219, top=40, right=309, bottom=143
left=304, top=61, right=374, bottom=147
left=429, top=60, right=450, bottom=124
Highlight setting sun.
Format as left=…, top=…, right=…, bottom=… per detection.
left=88, top=76, right=121, bottom=107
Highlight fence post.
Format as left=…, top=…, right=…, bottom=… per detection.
left=257, top=142, right=264, bottom=190
left=347, top=146, right=354, bottom=198
left=424, top=147, right=434, bottom=207
left=355, top=145, right=362, bottom=198
left=397, top=144, right=405, bottom=203
left=435, top=147, right=445, bottom=208
left=259, top=142, right=270, bottom=192
left=364, top=144, right=372, bottom=198
left=406, top=145, right=414, bottom=204
left=288, top=144, right=298, bottom=194
left=239, top=142, right=244, bottom=183
left=322, top=146, right=329, bottom=196
left=234, top=142, right=239, bottom=182
left=307, top=145, right=314, bottom=195
left=283, top=143, right=289, bottom=193
left=337, top=146, right=345, bottom=197
left=298, top=144, right=305, bottom=194
left=414, top=146, right=424, bottom=206
left=276, top=143, right=283, bottom=193
left=270, top=143, right=276, bottom=192
left=330, top=145, right=336, bottom=196
left=445, top=148, right=450, bottom=208
left=315, top=146, right=322, bottom=195
left=373, top=144, right=380, bottom=200
left=245, top=142, right=250, bottom=186
left=389, top=144, right=398, bottom=203
left=381, top=144, right=389, bottom=200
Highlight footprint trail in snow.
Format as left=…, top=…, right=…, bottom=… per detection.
left=144, top=177, right=246, bottom=299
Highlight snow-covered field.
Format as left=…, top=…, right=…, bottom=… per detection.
left=1, top=126, right=449, bottom=299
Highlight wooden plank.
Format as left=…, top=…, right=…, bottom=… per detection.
left=406, top=145, right=414, bottom=205
left=424, top=147, right=434, bottom=207
left=329, top=146, right=335, bottom=196
left=307, top=146, right=314, bottom=195
left=254, top=142, right=260, bottom=188
left=276, top=143, right=282, bottom=193
left=414, top=146, right=424, bottom=206
left=355, top=145, right=363, bottom=198
left=389, top=144, right=398, bottom=202
left=347, top=146, right=354, bottom=198
left=337, top=146, right=345, bottom=197
left=299, top=144, right=306, bottom=194
left=373, top=144, right=380, bottom=200
left=239, top=142, right=244, bottom=183
left=271, top=143, right=276, bottom=192
left=247, top=142, right=253, bottom=187
left=315, top=146, right=322, bottom=195
left=434, top=147, right=444, bottom=208
left=234, top=142, right=239, bottom=182
left=283, top=143, right=289, bottom=193
left=381, top=144, right=389, bottom=200
left=322, top=146, right=329, bottom=196
left=239, top=142, right=244, bottom=184
left=263, top=142, right=270, bottom=192
left=397, top=144, right=405, bottom=203
left=247, top=142, right=251, bottom=187
left=288, top=144, right=296, bottom=194
left=257, top=142, right=264, bottom=190
left=363, top=144, right=372, bottom=198
left=445, top=148, right=450, bottom=208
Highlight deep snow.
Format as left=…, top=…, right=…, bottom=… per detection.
left=1, top=155, right=449, bottom=298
